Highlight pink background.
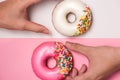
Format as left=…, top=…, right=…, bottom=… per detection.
left=0, top=38, right=120, bottom=80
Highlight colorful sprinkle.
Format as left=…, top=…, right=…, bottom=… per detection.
left=73, top=6, right=92, bottom=36
left=54, top=42, right=73, bottom=77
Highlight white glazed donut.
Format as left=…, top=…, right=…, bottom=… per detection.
left=52, top=0, right=92, bottom=36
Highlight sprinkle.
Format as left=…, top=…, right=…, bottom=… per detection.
left=73, top=6, right=92, bottom=36
left=54, top=42, right=73, bottom=77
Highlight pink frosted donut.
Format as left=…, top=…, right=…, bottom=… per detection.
left=31, top=42, right=73, bottom=80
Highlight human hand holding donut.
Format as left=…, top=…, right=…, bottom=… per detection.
left=0, top=0, right=49, bottom=34
left=65, top=42, right=120, bottom=80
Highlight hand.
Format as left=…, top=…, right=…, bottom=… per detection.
left=65, top=41, right=120, bottom=80
left=0, top=0, right=49, bottom=34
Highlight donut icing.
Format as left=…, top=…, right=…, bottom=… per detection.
left=52, top=0, right=92, bottom=36
left=75, top=7, right=91, bottom=36
left=55, top=42, right=73, bottom=76
left=31, top=42, right=73, bottom=80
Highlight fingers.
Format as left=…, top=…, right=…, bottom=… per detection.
left=65, top=41, right=93, bottom=56
left=72, top=68, right=78, bottom=78
left=24, top=21, right=49, bottom=34
left=71, top=65, right=87, bottom=77
left=66, top=76, right=72, bottom=80
left=66, top=68, right=78, bottom=80
left=66, top=65, right=87, bottom=80
left=66, top=68, right=77, bottom=80
left=78, top=64, right=87, bottom=76
left=78, top=66, right=96, bottom=80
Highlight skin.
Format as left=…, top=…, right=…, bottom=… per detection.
left=65, top=41, right=120, bottom=80
left=0, top=0, right=49, bottom=34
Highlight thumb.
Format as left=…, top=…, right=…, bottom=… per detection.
left=65, top=41, right=93, bottom=57
left=24, top=21, right=49, bottom=34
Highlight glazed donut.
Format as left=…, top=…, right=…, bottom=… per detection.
left=52, top=0, right=92, bottom=36
left=31, top=42, right=73, bottom=80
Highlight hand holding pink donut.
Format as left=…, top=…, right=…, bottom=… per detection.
left=66, top=41, right=120, bottom=80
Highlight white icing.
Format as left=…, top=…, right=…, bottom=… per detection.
left=52, top=0, right=91, bottom=36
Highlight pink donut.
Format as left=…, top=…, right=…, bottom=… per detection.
left=31, top=42, right=73, bottom=80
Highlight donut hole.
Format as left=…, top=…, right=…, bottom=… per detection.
left=66, top=12, right=76, bottom=23
left=47, top=57, right=57, bottom=69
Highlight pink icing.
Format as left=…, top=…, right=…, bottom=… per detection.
left=31, top=42, right=67, bottom=80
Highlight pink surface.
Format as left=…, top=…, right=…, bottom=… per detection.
left=0, top=38, right=120, bottom=80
